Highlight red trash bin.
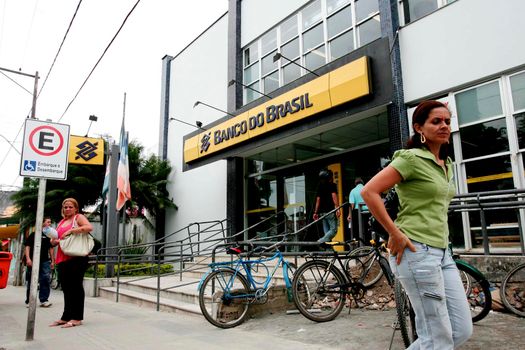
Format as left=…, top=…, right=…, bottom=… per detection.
left=0, top=251, right=13, bottom=289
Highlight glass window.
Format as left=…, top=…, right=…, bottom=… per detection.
left=455, top=81, right=503, bottom=126
left=261, top=51, right=278, bottom=76
left=281, top=16, right=298, bottom=43
left=261, top=28, right=277, bottom=56
left=281, top=37, right=300, bottom=60
left=264, top=71, right=280, bottom=93
left=283, top=61, right=301, bottom=85
left=459, top=118, right=509, bottom=159
left=408, top=0, right=438, bottom=22
left=358, top=15, right=381, bottom=46
left=330, top=30, right=354, bottom=60
left=244, top=81, right=260, bottom=104
left=515, top=112, right=525, bottom=149
left=465, top=155, right=513, bottom=193
left=327, top=5, right=352, bottom=38
left=355, top=0, right=379, bottom=23
left=510, top=71, right=525, bottom=111
left=244, top=42, right=258, bottom=67
left=327, top=0, right=351, bottom=14
left=305, top=45, right=326, bottom=71
left=302, top=0, right=322, bottom=30
left=243, top=62, right=259, bottom=84
left=303, top=23, right=324, bottom=52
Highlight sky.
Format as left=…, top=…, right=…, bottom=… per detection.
left=0, top=0, right=228, bottom=191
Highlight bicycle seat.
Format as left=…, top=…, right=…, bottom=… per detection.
left=226, top=246, right=244, bottom=255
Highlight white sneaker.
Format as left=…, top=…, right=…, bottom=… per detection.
left=40, top=301, right=52, bottom=307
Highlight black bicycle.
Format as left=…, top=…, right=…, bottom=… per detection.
left=500, top=262, right=525, bottom=317
left=292, top=238, right=394, bottom=322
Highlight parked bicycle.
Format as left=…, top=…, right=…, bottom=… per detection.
left=198, top=240, right=296, bottom=328
left=291, top=237, right=394, bottom=322
left=395, top=244, right=492, bottom=347
left=500, top=262, right=525, bottom=317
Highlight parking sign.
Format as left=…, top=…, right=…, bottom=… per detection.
left=20, top=119, right=70, bottom=180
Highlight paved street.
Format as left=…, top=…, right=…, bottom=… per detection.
left=1, top=285, right=524, bottom=349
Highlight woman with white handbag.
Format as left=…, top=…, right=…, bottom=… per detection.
left=49, top=198, right=93, bottom=328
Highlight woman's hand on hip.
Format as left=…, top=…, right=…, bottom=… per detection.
left=388, top=231, right=416, bottom=265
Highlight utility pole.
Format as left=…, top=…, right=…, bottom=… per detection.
left=0, top=67, right=42, bottom=341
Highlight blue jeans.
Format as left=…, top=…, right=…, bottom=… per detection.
left=390, top=241, right=472, bottom=350
left=25, top=260, right=52, bottom=303
left=317, top=213, right=338, bottom=243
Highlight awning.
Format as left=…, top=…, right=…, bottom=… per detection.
left=0, top=225, right=20, bottom=239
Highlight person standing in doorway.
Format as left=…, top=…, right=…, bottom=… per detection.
left=313, top=169, right=341, bottom=243
left=24, top=217, right=55, bottom=308
left=347, top=178, right=369, bottom=241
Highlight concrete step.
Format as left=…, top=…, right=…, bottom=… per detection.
left=98, top=286, right=202, bottom=316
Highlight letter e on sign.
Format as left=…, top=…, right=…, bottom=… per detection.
left=20, top=119, right=70, bottom=180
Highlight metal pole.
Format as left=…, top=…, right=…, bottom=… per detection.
left=26, top=71, right=41, bottom=341
left=105, top=143, right=119, bottom=277
left=26, top=179, right=46, bottom=340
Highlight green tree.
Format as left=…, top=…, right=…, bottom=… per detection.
left=11, top=141, right=175, bottom=235
left=126, top=141, right=177, bottom=232
left=11, top=163, right=105, bottom=230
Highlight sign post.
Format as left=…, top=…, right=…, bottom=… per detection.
left=20, top=118, right=70, bottom=341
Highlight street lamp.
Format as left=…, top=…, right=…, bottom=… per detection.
left=193, top=101, right=236, bottom=117
left=85, top=114, right=98, bottom=136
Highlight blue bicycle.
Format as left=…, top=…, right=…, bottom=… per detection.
left=198, top=242, right=296, bottom=328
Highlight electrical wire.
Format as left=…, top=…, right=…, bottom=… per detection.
left=57, top=0, right=142, bottom=122
left=37, top=0, right=83, bottom=99
left=0, top=70, right=32, bottom=94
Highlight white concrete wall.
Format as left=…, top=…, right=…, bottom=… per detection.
left=165, top=15, right=228, bottom=241
left=400, top=0, right=525, bottom=102
left=241, top=0, right=308, bottom=46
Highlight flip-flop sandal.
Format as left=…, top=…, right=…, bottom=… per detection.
left=49, top=320, right=68, bottom=327
left=61, top=321, right=81, bottom=328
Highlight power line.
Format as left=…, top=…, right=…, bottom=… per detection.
left=37, top=0, right=84, bottom=99
left=0, top=70, right=32, bottom=94
left=58, top=0, right=142, bottom=122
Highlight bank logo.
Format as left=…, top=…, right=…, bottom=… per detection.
left=200, top=133, right=211, bottom=153
left=75, top=140, right=99, bottom=161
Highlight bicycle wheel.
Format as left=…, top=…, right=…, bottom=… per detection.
left=292, top=260, right=346, bottom=322
left=198, top=268, right=251, bottom=328
left=500, top=263, right=525, bottom=317
left=394, top=279, right=417, bottom=348
left=345, top=246, right=383, bottom=287
left=458, top=264, right=492, bottom=322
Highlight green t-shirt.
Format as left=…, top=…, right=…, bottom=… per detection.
left=390, top=148, right=455, bottom=248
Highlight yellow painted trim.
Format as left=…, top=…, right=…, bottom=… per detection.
left=327, top=163, right=345, bottom=252
left=246, top=207, right=277, bottom=214
left=184, top=56, right=370, bottom=163
left=466, top=172, right=513, bottom=184
left=68, top=136, right=105, bottom=165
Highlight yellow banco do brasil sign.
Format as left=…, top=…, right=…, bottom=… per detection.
left=184, top=56, right=371, bottom=163
left=68, top=135, right=105, bottom=165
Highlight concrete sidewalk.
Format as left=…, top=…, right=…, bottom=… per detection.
left=1, top=285, right=524, bottom=350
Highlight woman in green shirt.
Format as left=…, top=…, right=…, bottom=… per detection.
left=362, top=100, right=472, bottom=349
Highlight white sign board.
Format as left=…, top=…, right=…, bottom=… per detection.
left=20, top=119, right=70, bottom=180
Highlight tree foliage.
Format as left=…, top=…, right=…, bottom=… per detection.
left=11, top=141, right=175, bottom=232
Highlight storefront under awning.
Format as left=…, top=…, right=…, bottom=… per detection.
left=0, top=225, right=20, bottom=239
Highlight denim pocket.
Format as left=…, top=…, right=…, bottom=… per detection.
left=404, top=241, right=429, bottom=264
left=410, top=260, right=446, bottom=317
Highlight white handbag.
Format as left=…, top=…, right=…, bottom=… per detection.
left=59, top=215, right=94, bottom=257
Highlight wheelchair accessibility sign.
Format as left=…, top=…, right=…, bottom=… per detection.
left=20, top=119, right=70, bottom=180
